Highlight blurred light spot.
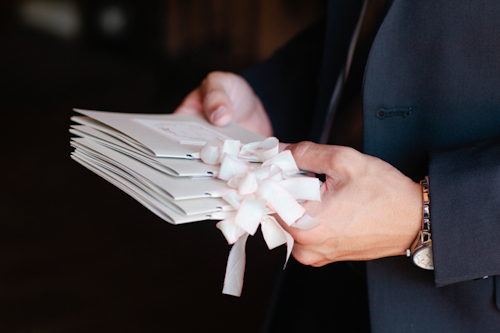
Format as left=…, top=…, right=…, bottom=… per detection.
left=98, top=5, right=127, bottom=37
left=20, top=0, right=81, bottom=40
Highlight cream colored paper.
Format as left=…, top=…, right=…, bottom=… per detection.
left=70, top=124, right=220, bottom=177
left=71, top=137, right=231, bottom=201
left=71, top=153, right=232, bottom=224
left=73, top=109, right=265, bottom=158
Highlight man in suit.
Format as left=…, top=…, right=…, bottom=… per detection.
left=175, top=0, right=500, bottom=331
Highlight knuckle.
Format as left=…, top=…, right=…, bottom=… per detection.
left=206, top=71, right=232, bottom=83
left=206, top=71, right=223, bottom=81
left=203, top=89, right=229, bottom=107
left=329, top=146, right=366, bottom=176
left=332, top=145, right=358, bottom=162
left=202, top=72, right=233, bottom=101
left=203, top=89, right=221, bottom=102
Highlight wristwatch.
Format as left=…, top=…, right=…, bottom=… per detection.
left=407, top=177, right=434, bottom=270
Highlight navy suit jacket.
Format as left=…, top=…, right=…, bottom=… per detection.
left=244, top=0, right=500, bottom=332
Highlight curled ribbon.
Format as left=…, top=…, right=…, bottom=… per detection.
left=200, top=137, right=321, bottom=297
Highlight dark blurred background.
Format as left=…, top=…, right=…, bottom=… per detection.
left=0, top=1, right=325, bottom=332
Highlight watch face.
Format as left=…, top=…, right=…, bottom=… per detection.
left=413, top=247, right=434, bottom=270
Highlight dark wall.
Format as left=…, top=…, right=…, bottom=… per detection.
left=0, top=1, right=324, bottom=332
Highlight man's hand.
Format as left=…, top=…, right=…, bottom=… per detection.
left=284, top=142, right=422, bottom=266
left=173, top=71, right=273, bottom=137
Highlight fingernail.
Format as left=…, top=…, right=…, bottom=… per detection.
left=210, top=106, right=224, bottom=123
left=210, top=106, right=230, bottom=125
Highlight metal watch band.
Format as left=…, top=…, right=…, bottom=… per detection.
left=406, top=176, right=434, bottom=270
left=420, top=176, right=431, bottom=247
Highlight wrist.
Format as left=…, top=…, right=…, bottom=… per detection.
left=401, top=180, right=424, bottom=254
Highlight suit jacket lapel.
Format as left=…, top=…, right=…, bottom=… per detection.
left=310, top=0, right=368, bottom=143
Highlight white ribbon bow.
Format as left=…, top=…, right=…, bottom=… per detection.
left=200, top=137, right=321, bottom=296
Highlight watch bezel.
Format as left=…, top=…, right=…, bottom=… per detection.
left=412, top=245, right=434, bottom=270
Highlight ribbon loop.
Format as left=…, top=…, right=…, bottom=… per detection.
left=262, top=150, right=299, bottom=176
left=235, top=195, right=267, bottom=236
left=219, top=154, right=253, bottom=180
left=256, top=178, right=305, bottom=226
left=240, top=137, right=279, bottom=161
left=280, top=177, right=321, bottom=201
left=200, top=138, right=224, bottom=165
left=216, top=217, right=246, bottom=245
left=238, top=170, right=258, bottom=195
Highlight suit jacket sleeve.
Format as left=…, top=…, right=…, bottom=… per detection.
left=429, top=137, right=500, bottom=286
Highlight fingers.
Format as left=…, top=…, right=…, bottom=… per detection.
left=274, top=204, right=336, bottom=266
left=284, top=222, right=335, bottom=267
left=172, top=71, right=234, bottom=126
left=200, top=72, right=234, bottom=126
left=292, top=244, right=335, bottom=267
left=173, top=71, right=273, bottom=136
left=291, top=243, right=328, bottom=267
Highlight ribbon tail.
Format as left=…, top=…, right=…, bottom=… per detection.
left=277, top=222, right=294, bottom=269
left=260, top=216, right=294, bottom=269
left=222, top=233, right=249, bottom=297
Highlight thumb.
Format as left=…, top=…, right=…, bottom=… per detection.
left=286, top=141, right=359, bottom=176
left=286, top=141, right=332, bottom=175
left=200, top=72, right=234, bottom=126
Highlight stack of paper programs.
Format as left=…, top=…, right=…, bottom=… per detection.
left=70, top=109, right=321, bottom=296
